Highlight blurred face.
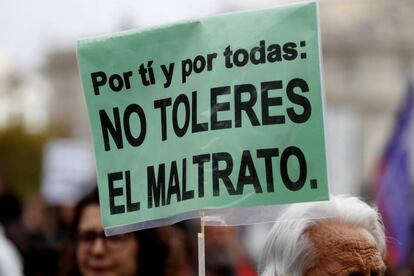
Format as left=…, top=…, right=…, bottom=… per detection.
left=304, top=220, right=386, bottom=276
left=76, top=204, right=138, bottom=276
left=204, top=226, right=239, bottom=272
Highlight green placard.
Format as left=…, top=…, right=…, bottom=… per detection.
left=77, top=1, right=329, bottom=234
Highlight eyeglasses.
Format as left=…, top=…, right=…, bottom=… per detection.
left=77, top=230, right=131, bottom=250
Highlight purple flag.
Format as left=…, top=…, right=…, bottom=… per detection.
left=375, top=83, right=414, bottom=268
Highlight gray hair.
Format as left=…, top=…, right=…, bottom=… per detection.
left=258, top=195, right=386, bottom=276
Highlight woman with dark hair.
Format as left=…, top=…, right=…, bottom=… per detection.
left=59, top=188, right=169, bottom=276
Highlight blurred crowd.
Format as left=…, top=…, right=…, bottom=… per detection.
left=2, top=168, right=414, bottom=275
left=0, top=170, right=258, bottom=276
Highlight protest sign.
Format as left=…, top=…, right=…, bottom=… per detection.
left=77, top=1, right=329, bottom=235
left=41, top=139, right=96, bottom=206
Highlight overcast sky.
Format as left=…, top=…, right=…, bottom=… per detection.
left=0, top=0, right=297, bottom=72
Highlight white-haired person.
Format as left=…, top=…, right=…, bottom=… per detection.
left=258, top=195, right=387, bottom=276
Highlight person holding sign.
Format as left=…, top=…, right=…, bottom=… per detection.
left=59, top=188, right=174, bottom=276
left=258, top=196, right=387, bottom=276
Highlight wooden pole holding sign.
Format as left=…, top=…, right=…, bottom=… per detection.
left=198, top=210, right=205, bottom=276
